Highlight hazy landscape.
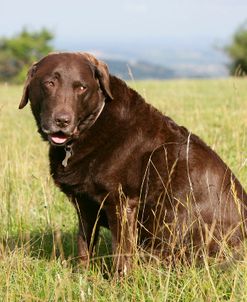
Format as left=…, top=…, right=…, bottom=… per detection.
left=56, top=37, right=230, bottom=80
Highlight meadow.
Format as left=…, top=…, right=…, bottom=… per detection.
left=0, top=78, right=247, bottom=301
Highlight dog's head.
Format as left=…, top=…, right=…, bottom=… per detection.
left=19, top=52, right=113, bottom=146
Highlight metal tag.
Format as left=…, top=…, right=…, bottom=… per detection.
left=62, top=146, right=72, bottom=167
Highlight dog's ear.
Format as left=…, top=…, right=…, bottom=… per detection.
left=83, top=53, right=113, bottom=100
left=18, top=63, right=37, bottom=109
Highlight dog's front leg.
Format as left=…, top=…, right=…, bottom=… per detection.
left=106, top=199, right=138, bottom=277
left=74, top=198, right=100, bottom=268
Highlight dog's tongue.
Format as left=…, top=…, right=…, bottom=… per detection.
left=50, top=133, right=68, bottom=144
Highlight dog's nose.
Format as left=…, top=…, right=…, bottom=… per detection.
left=54, top=113, right=72, bottom=128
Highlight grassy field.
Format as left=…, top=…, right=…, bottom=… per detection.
left=0, top=78, right=247, bottom=301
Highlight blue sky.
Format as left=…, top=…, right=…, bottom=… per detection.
left=1, top=0, right=247, bottom=49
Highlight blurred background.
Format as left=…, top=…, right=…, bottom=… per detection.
left=1, top=0, right=247, bottom=83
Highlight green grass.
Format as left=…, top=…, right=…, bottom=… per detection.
left=0, top=78, right=247, bottom=301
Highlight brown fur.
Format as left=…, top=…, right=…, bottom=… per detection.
left=20, top=52, right=247, bottom=274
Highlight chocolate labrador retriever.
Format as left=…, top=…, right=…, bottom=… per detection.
left=19, top=52, right=247, bottom=274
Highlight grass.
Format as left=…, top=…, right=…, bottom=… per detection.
left=0, top=78, right=247, bottom=301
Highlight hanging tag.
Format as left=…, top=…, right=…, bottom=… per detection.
left=62, top=146, right=72, bottom=167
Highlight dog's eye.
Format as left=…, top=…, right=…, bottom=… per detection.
left=74, top=83, right=86, bottom=94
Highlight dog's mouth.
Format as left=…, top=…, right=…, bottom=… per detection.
left=42, top=124, right=80, bottom=146
left=48, top=131, right=71, bottom=146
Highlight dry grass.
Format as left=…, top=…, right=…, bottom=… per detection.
left=0, top=78, right=247, bottom=301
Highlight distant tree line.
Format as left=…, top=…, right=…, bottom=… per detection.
left=225, top=22, right=247, bottom=76
left=0, top=24, right=247, bottom=83
left=0, top=28, right=54, bottom=83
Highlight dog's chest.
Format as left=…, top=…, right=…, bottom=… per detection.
left=49, top=143, right=139, bottom=201
left=49, top=147, right=95, bottom=194
left=54, top=159, right=98, bottom=196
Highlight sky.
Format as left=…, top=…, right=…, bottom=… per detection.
left=1, top=0, right=247, bottom=50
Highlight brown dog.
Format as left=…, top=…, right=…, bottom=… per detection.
left=19, top=52, right=247, bottom=274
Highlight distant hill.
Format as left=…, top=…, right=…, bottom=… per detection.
left=104, top=59, right=175, bottom=80
left=57, top=39, right=229, bottom=79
